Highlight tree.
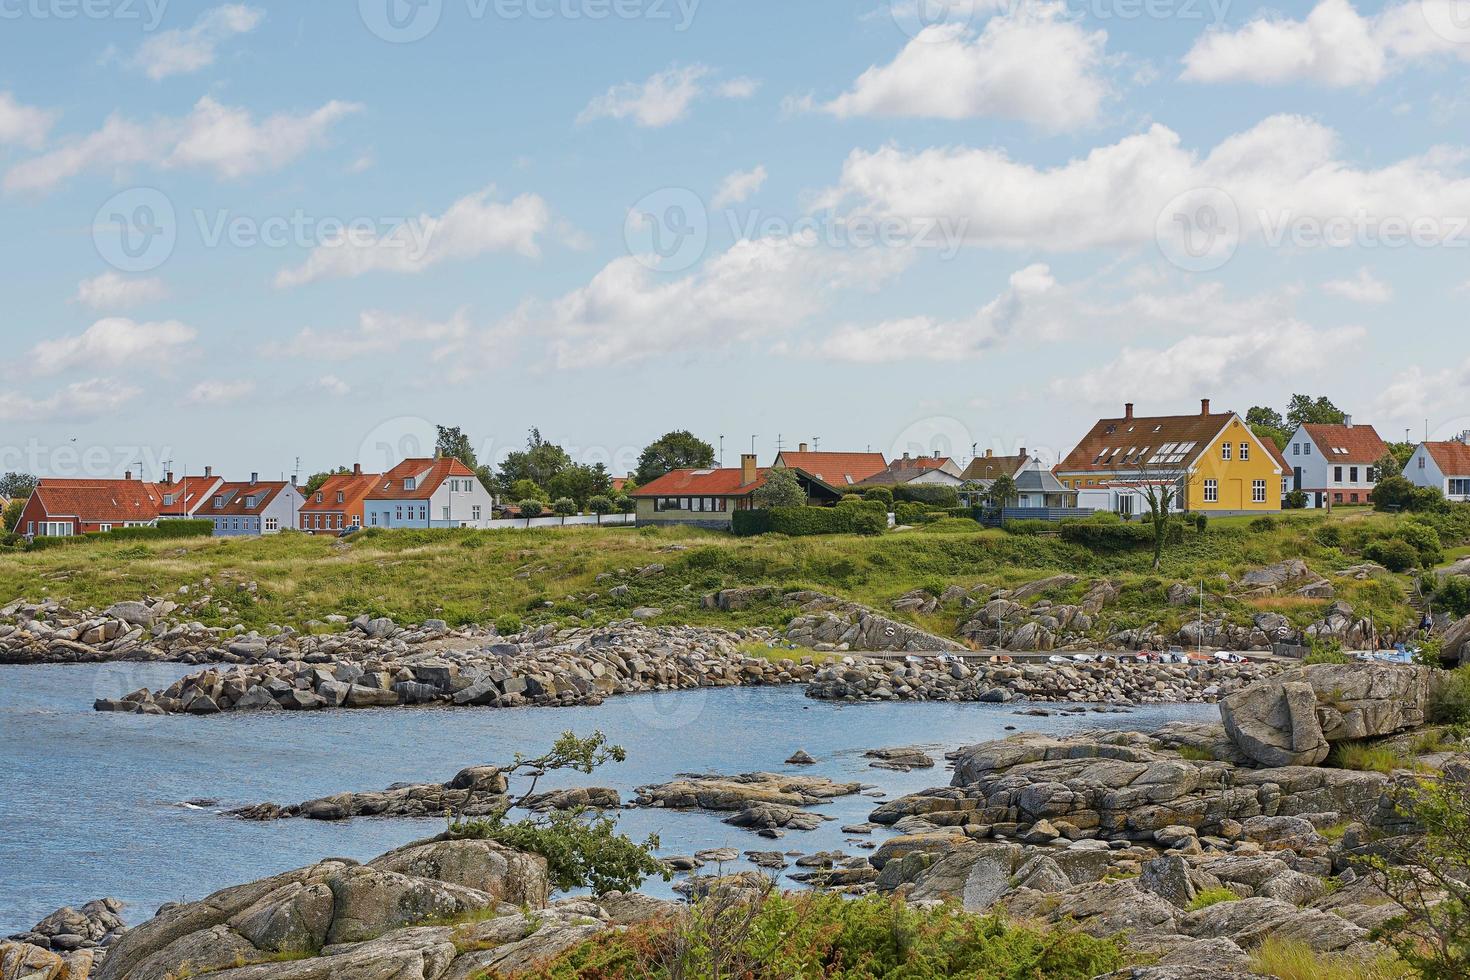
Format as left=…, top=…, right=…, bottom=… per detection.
left=546, top=463, right=611, bottom=509
left=752, top=468, right=805, bottom=509
left=614, top=495, right=635, bottom=515
left=984, top=474, right=1018, bottom=510
left=552, top=497, right=578, bottom=524
left=518, top=498, right=545, bottom=527
left=2, top=498, right=24, bottom=532
left=0, top=472, right=36, bottom=500
left=509, top=479, right=549, bottom=504
left=588, top=495, right=615, bottom=524
left=635, top=430, right=715, bottom=484
left=435, top=426, right=479, bottom=470
left=1286, top=393, right=1347, bottom=429
left=303, top=468, right=349, bottom=495
left=1385, top=442, right=1416, bottom=472
left=497, top=428, right=571, bottom=492
left=1377, top=451, right=1405, bottom=480
left=1245, top=406, right=1284, bottom=430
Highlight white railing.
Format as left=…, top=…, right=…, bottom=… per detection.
left=482, top=513, right=636, bottom=531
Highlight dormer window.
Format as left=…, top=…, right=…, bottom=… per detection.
left=315, top=492, right=324, bottom=503
left=163, top=494, right=174, bottom=506
left=404, top=477, right=416, bottom=491
left=214, top=495, right=224, bottom=509
left=336, top=491, right=345, bottom=503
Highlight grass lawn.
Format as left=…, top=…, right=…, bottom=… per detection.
left=0, top=508, right=1456, bottom=640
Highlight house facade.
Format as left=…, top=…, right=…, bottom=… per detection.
left=858, top=454, right=963, bottom=489
left=1055, top=400, right=1283, bottom=515
left=14, top=476, right=163, bottom=536
left=1284, top=420, right=1388, bottom=507
left=299, top=465, right=379, bottom=534
left=156, top=468, right=224, bottom=520
left=362, top=458, right=497, bottom=529
left=631, top=455, right=845, bottom=528
left=1407, top=441, right=1470, bottom=502
left=206, top=476, right=303, bottom=537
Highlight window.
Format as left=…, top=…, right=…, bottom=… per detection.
left=1221, top=443, right=1232, bottom=461
left=404, top=477, right=416, bottom=491
left=1368, top=467, right=1378, bottom=483
left=336, top=491, right=345, bottom=504
left=98, top=524, right=112, bottom=532
left=1239, top=443, right=1250, bottom=461
left=265, top=518, right=278, bottom=532
left=1252, top=480, right=1267, bottom=503
left=1204, top=479, right=1219, bottom=503
left=1449, top=479, right=1469, bottom=496
left=370, top=512, right=378, bottom=526
left=315, top=492, right=324, bottom=503
left=1292, top=443, right=1300, bottom=456
left=1334, top=466, right=1343, bottom=483
left=1304, top=443, right=1313, bottom=456
left=26, top=521, right=33, bottom=534
left=395, top=506, right=403, bottom=521
left=471, top=505, right=481, bottom=521
left=1420, top=456, right=1427, bottom=469
left=442, top=506, right=451, bottom=520
left=1350, top=467, right=1359, bottom=483
left=351, top=515, right=361, bottom=527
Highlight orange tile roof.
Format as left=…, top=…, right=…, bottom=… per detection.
left=157, top=475, right=223, bottom=516
left=300, top=471, right=381, bottom=513
left=773, top=451, right=887, bottom=486
left=1425, top=441, right=1470, bottom=476
left=30, top=480, right=164, bottom=523
left=208, top=481, right=291, bottom=516
left=369, top=458, right=477, bottom=500
left=1057, top=409, right=1235, bottom=474
left=1303, top=424, right=1388, bottom=465
left=631, top=467, right=769, bottom=497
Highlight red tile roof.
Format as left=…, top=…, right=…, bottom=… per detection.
left=208, top=481, right=291, bottom=516
left=157, top=476, right=223, bottom=517
left=369, top=458, right=477, bottom=500
left=301, top=472, right=381, bottom=513
left=1057, top=410, right=1235, bottom=474
left=631, top=467, right=768, bottom=497
left=1303, top=424, right=1388, bottom=465
left=1425, top=441, right=1470, bottom=476
left=773, top=451, right=887, bottom=486
left=30, top=480, right=164, bottom=524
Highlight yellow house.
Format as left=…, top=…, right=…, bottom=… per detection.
left=1055, top=399, right=1284, bottom=515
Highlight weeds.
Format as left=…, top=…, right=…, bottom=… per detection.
left=1186, top=888, right=1241, bottom=911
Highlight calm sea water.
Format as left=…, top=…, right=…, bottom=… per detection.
left=0, top=663, right=1216, bottom=933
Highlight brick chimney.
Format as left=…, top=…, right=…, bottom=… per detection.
left=204, top=465, right=213, bottom=478
left=1201, top=398, right=1212, bottom=416
left=799, top=442, right=808, bottom=453
left=985, top=449, right=994, bottom=458
left=353, top=463, right=363, bottom=476
left=124, top=470, right=132, bottom=481
left=1124, top=402, right=1134, bottom=420
left=1019, top=447, right=1027, bottom=460
left=740, top=454, right=758, bottom=487
left=1344, top=415, right=1354, bottom=427
left=165, top=471, right=174, bottom=484
left=250, top=472, right=259, bottom=485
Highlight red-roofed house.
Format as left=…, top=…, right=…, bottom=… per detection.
left=772, top=446, right=888, bottom=488
left=858, top=454, right=962, bottom=488
left=630, top=455, right=843, bottom=528
left=156, top=468, right=225, bottom=520
left=299, top=465, right=380, bottom=534
left=1284, top=420, right=1390, bottom=506
left=1408, top=440, right=1470, bottom=502
left=363, top=458, right=497, bottom=529
left=205, top=474, right=303, bottom=536
left=15, top=476, right=164, bottom=537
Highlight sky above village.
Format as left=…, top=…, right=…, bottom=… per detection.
left=3, top=0, right=1470, bottom=480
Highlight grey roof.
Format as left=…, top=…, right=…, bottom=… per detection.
left=1015, top=469, right=1067, bottom=494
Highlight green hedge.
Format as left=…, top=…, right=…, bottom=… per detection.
left=29, top=519, right=214, bottom=551
left=894, top=502, right=948, bottom=526
left=1059, top=519, right=1182, bottom=550
left=732, top=506, right=886, bottom=537
left=892, top=484, right=961, bottom=508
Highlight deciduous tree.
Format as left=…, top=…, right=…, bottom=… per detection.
left=635, top=430, right=715, bottom=484
left=752, top=468, right=804, bottom=509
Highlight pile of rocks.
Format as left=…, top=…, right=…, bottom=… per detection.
left=230, top=764, right=512, bottom=822
left=805, top=657, right=1272, bottom=705
left=2, top=899, right=126, bottom=978
left=780, top=591, right=964, bottom=653
left=633, top=772, right=863, bottom=837
left=958, top=576, right=1119, bottom=651
left=0, top=598, right=226, bottom=665
left=94, top=623, right=815, bottom=716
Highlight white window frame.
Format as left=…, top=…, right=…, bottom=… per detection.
left=1221, top=443, right=1232, bottom=461
left=1204, top=479, right=1219, bottom=503
left=1252, top=480, right=1267, bottom=503
left=265, top=518, right=279, bottom=532
left=1239, top=443, right=1250, bottom=461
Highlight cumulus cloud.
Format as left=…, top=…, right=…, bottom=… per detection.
left=711, top=165, right=767, bottom=208
left=0, top=91, right=57, bottom=149
left=819, top=113, right=1470, bottom=253
left=4, top=96, right=361, bottom=194
left=517, top=233, right=911, bottom=367
left=814, top=264, right=1057, bottom=363
left=578, top=64, right=756, bottom=127
left=1322, top=267, right=1393, bottom=303
left=268, top=310, right=472, bottom=361
left=72, top=272, right=169, bottom=311
left=129, top=4, right=264, bottom=80
left=1183, top=0, right=1470, bottom=88
left=821, top=5, right=1110, bottom=130
left=315, top=374, right=351, bottom=396
left=30, top=318, right=196, bottom=375
left=274, top=187, right=549, bottom=287
left=0, top=379, right=142, bottom=422
left=187, top=379, right=255, bottom=405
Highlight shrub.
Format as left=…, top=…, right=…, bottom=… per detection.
left=1315, top=523, right=1344, bottom=548
left=1331, top=741, right=1414, bottom=774
left=1194, top=512, right=1209, bottom=532
left=518, top=499, right=546, bottom=520
left=552, top=497, right=578, bottom=522
left=1304, top=646, right=1352, bottom=665
left=1375, top=476, right=1448, bottom=513
left=893, top=501, right=932, bottom=526
left=1187, top=888, right=1241, bottom=911
left=862, top=486, right=893, bottom=508
left=1365, top=539, right=1419, bottom=573
left=587, top=496, right=615, bottom=522
left=731, top=509, right=773, bottom=537
left=1436, top=576, right=1470, bottom=619
left=1284, top=490, right=1310, bottom=510
left=1002, top=519, right=1053, bottom=536
left=752, top=468, right=805, bottom=509
left=892, top=484, right=960, bottom=508
left=494, top=614, right=523, bottom=635
left=731, top=506, right=884, bottom=538
left=1059, top=519, right=1167, bottom=550
left=1396, top=519, right=1445, bottom=566
left=1429, top=666, right=1470, bottom=725
left=1250, top=515, right=1278, bottom=532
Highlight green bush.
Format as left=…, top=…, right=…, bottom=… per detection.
left=732, top=506, right=884, bottom=538
left=1187, top=888, right=1241, bottom=911
left=1250, top=515, right=1278, bottom=532
left=1002, top=519, right=1053, bottom=536
left=835, top=497, right=888, bottom=516
left=1194, top=512, right=1209, bottom=532
left=1315, top=522, right=1344, bottom=548
left=893, top=501, right=930, bottom=526
left=28, top=519, right=214, bottom=550
left=494, top=614, right=523, bottom=635
left=1395, top=519, right=1445, bottom=566
left=1429, top=666, right=1470, bottom=725
left=862, top=486, right=893, bottom=508
left=1365, top=539, right=1419, bottom=573
left=1375, top=475, right=1448, bottom=513
left=892, top=484, right=960, bottom=508
left=1284, top=490, right=1309, bottom=510
left=1059, top=519, right=1169, bottom=550
left=1435, top=576, right=1470, bottom=619
left=731, top=509, right=773, bottom=536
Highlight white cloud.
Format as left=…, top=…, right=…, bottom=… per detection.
left=269, top=310, right=472, bottom=361
left=0, top=379, right=141, bottom=422
left=815, top=263, right=1057, bottom=363
left=315, top=374, right=350, bottom=396
left=1056, top=322, right=1366, bottom=404
left=1322, top=267, right=1392, bottom=303
left=72, top=272, right=169, bottom=311
left=4, top=96, right=361, bottom=194
left=711, top=165, right=768, bottom=208
left=274, top=187, right=549, bottom=287
left=820, top=113, right=1470, bottom=253
left=31, top=318, right=196, bottom=375
left=187, top=379, right=255, bottom=405
left=521, top=233, right=911, bottom=367
left=1182, top=0, right=1470, bottom=88
left=129, top=4, right=264, bottom=80
left=578, top=64, right=756, bottom=128
left=820, top=5, right=1109, bottom=130
left=0, top=91, right=57, bottom=149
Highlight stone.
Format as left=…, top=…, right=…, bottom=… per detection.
left=785, top=750, right=817, bottom=765
left=1140, top=854, right=1199, bottom=908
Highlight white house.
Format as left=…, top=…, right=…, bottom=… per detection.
left=1407, top=440, right=1470, bottom=502
left=362, top=457, right=498, bottom=529
left=1283, top=420, right=1388, bottom=507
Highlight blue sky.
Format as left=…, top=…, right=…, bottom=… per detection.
left=3, top=0, right=1469, bottom=481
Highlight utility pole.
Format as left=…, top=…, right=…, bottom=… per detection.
left=750, top=435, right=757, bottom=456
left=718, top=435, right=724, bottom=468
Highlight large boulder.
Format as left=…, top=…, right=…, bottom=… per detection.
left=1221, top=664, right=1431, bottom=767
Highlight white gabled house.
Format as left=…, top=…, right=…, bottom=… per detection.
left=1407, top=440, right=1470, bottom=502
left=1283, top=419, right=1389, bottom=507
